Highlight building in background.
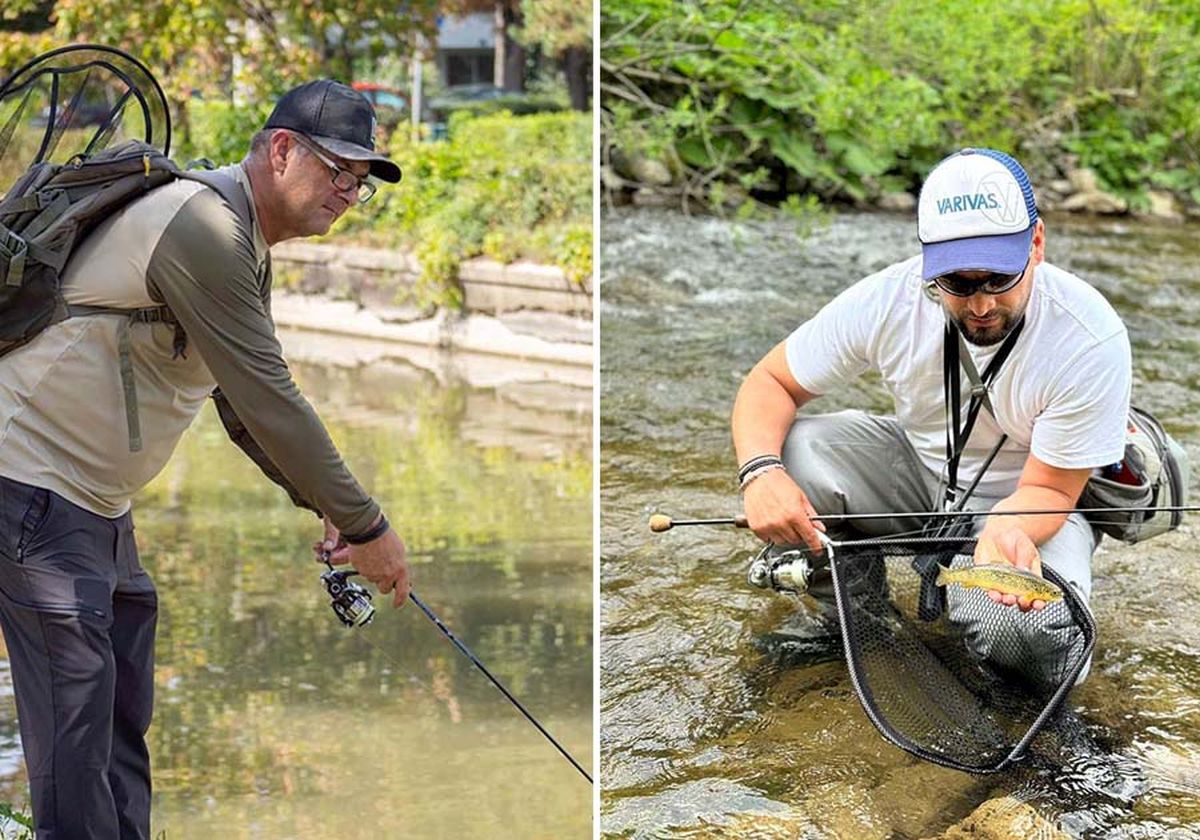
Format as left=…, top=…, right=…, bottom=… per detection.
left=436, top=14, right=496, bottom=87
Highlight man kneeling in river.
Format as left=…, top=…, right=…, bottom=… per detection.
left=731, top=148, right=1130, bottom=685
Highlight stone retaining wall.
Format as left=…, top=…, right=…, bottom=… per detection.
left=268, top=241, right=593, bottom=370
left=272, top=241, right=592, bottom=317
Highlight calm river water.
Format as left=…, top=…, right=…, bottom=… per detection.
left=0, top=331, right=593, bottom=839
left=601, top=207, right=1200, bottom=838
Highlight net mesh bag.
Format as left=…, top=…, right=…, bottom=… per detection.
left=0, top=44, right=171, bottom=187
left=821, top=535, right=1096, bottom=773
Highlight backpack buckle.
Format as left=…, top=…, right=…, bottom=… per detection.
left=0, top=226, right=27, bottom=287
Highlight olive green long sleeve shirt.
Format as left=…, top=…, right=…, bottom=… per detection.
left=0, top=164, right=380, bottom=535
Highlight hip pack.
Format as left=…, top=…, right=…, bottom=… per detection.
left=1078, top=406, right=1189, bottom=543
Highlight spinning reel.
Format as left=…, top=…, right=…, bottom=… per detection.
left=320, top=559, right=376, bottom=627
left=747, top=543, right=815, bottom=594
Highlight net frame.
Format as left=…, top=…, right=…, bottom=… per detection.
left=0, top=44, right=171, bottom=171
left=823, top=534, right=1097, bottom=773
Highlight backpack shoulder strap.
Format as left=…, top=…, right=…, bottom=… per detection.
left=176, top=169, right=254, bottom=236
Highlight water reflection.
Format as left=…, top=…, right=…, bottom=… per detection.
left=601, top=207, right=1200, bottom=838
left=0, top=334, right=593, bottom=839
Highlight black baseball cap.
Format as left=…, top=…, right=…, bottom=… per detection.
left=264, top=79, right=402, bottom=183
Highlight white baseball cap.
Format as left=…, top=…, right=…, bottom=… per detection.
left=917, top=148, right=1038, bottom=281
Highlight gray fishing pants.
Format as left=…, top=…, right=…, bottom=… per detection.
left=777, top=410, right=1097, bottom=685
left=0, top=475, right=156, bottom=840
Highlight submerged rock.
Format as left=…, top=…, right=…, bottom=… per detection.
left=610, top=147, right=674, bottom=186
left=1146, top=190, right=1184, bottom=220
left=878, top=192, right=917, bottom=212
left=1067, top=168, right=1101, bottom=194
left=923, top=796, right=1070, bottom=840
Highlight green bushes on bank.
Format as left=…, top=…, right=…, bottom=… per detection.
left=340, top=110, right=591, bottom=306
left=0, top=801, right=32, bottom=840
left=601, top=0, right=1200, bottom=211
left=173, top=100, right=272, bottom=168
left=174, top=103, right=591, bottom=307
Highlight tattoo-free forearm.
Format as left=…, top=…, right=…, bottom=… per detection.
left=983, top=485, right=1075, bottom=545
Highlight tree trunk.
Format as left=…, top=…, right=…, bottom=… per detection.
left=493, top=2, right=507, bottom=88
left=503, top=36, right=526, bottom=92
left=173, top=96, right=191, bottom=157
left=493, top=0, right=526, bottom=92
left=563, top=46, right=589, bottom=111
left=340, top=38, right=355, bottom=83
left=502, top=1, right=526, bottom=92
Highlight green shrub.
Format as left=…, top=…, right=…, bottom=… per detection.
left=601, top=0, right=1200, bottom=209
left=172, top=100, right=272, bottom=168
left=0, top=801, right=33, bottom=840
left=337, top=110, right=592, bottom=305
left=434, top=95, right=565, bottom=120
left=153, top=102, right=589, bottom=308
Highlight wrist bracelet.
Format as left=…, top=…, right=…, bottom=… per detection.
left=343, top=513, right=390, bottom=545
left=737, top=454, right=783, bottom=486
left=740, top=462, right=785, bottom=492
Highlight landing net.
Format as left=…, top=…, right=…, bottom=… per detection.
left=823, top=535, right=1095, bottom=773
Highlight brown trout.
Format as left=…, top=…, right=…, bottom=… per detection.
left=935, top=563, right=1064, bottom=602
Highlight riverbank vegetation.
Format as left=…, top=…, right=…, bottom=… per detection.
left=0, top=803, right=31, bottom=840
left=2, top=0, right=593, bottom=307
left=601, top=0, right=1200, bottom=217
left=336, top=110, right=592, bottom=304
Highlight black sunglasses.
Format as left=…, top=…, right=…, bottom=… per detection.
left=933, top=258, right=1031, bottom=297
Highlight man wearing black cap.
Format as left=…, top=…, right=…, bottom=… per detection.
left=252, top=79, right=403, bottom=242
left=0, top=80, right=405, bottom=839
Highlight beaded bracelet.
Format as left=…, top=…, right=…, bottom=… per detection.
left=737, top=454, right=784, bottom=486
left=739, top=462, right=785, bottom=492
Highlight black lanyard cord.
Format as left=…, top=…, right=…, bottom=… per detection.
left=941, top=316, right=1026, bottom=508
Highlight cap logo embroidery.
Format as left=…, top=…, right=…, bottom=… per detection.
left=936, top=192, right=1001, bottom=215
left=978, top=171, right=1025, bottom=227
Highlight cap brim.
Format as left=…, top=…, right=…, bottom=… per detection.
left=309, top=134, right=402, bottom=183
left=921, top=227, right=1033, bottom=281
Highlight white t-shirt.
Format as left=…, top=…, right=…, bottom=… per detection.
left=784, top=256, right=1131, bottom=497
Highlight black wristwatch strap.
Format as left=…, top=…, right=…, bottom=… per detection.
left=343, top=514, right=390, bottom=545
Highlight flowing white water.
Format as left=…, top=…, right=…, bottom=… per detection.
left=601, top=207, right=1200, bottom=838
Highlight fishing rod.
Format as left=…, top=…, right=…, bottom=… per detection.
left=318, top=559, right=593, bottom=785
left=649, top=505, right=1200, bottom=532
left=320, top=537, right=590, bottom=560
left=409, top=592, right=593, bottom=784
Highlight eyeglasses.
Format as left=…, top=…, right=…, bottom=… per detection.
left=933, top=258, right=1031, bottom=297
left=291, top=133, right=377, bottom=204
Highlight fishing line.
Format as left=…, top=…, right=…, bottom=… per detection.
left=348, top=631, right=447, bottom=699
left=360, top=536, right=591, bottom=561
left=345, top=606, right=591, bottom=780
